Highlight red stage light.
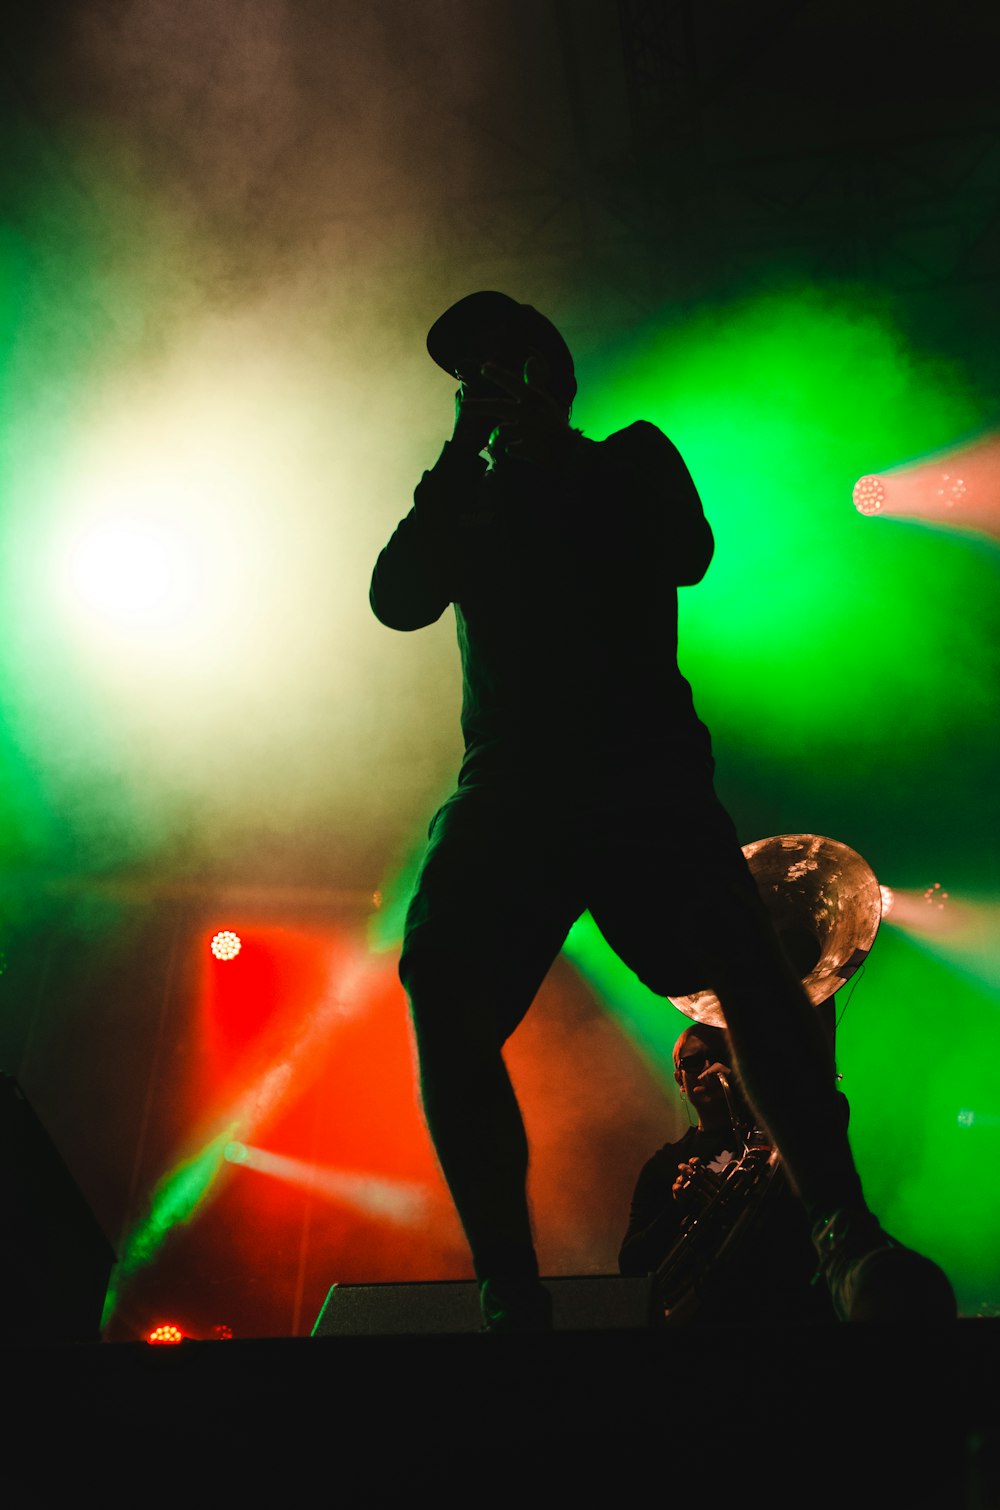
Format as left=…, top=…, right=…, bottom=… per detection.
left=147, top=1322, right=184, bottom=1344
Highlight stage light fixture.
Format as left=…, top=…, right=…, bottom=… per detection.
left=853, top=475, right=886, bottom=514
left=147, top=1322, right=184, bottom=1344
left=879, top=885, right=895, bottom=917
left=850, top=433, right=999, bottom=536
left=210, top=930, right=241, bottom=961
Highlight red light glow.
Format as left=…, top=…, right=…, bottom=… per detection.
left=147, top=1323, right=184, bottom=1344
left=852, top=433, right=1000, bottom=538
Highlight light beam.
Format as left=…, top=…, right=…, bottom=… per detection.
left=853, top=432, right=1000, bottom=539
left=224, top=1143, right=431, bottom=1225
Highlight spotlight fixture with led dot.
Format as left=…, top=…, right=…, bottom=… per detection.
left=853, top=475, right=886, bottom=515
left=210, top=930, right=242, bottom=961
left=148, top=1323, right=184, bottom=1344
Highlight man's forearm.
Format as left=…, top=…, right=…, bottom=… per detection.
left=369, top=443, right=487, bottom=630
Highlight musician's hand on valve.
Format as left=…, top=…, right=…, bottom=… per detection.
left=671, top=1155, right=723, bottom=1212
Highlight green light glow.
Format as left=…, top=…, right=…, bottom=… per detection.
left=366, top=806, right=449, bottom=955
left=561, top=913, right=682, bottom=1083
left=836, top=923, right=1000, bottom=1315
left=576, top=285, right=993, bottom=780
left=102, top=1123, right=239, bottom=1329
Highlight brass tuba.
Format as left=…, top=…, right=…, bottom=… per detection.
left=654, top=834, right=883, bottom=1325
left=667, top=832, right=883, bottom=1029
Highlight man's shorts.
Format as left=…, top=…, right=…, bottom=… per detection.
left=399, top=763, right=771, bottom=1027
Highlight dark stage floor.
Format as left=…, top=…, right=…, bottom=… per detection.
left=6, top=1314, right=999, bottom=1506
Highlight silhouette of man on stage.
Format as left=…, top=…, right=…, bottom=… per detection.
left=370, top=290, right=956, bottom=1332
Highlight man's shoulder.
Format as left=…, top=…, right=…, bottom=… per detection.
left=593, top=420, right=680, bottom=460
left=601, top=419, right=666, bottom=442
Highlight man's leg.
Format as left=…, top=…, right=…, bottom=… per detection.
left=706, top=900, right=957, bottom=1321
left=702, top=887, right=863, bottom=1222
left=589, top=779, right=956, bottom=1322
left=403, top=951, right=535, bottom=1272
left=400, top=944, right=555, bottom=1330
left=397, top=790, right=581, bottom=1330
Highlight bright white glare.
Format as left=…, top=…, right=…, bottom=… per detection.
left=54, top=454, right=248, bottom=661
left=211, top=930, right=242, bottom=960
left=39, top=318, right=374, bottom=733
left=45, top=341, right=308, bottom=676
left=67, top=514, right=203, bottom=629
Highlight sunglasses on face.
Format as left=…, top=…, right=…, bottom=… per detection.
left=677, top=1050, right=712, bottom=1075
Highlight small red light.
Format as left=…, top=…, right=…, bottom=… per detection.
left=147, top=1323, right=185, bottom=1344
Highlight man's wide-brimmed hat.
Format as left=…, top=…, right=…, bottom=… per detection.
left=426, top=290, right=577, bottom=404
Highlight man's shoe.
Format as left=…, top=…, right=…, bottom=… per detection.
left=479, top=1276, right=554, bottom=1333
left=812, top=1207, right=957, bottom=1322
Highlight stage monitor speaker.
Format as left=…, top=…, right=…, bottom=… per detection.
left=0, top=1073, right=117, bottom=1343
left=311, top=1275, right=655, bottom=1337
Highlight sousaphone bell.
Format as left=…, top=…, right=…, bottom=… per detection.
left=667, top=833, right=883, bottom=1030
left=655, top=834, right=883, bottom=1325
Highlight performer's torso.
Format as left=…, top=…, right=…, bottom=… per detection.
left=451, top=437, right=709, bottom=788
